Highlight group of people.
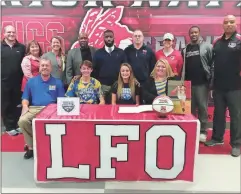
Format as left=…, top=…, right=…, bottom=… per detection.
left=1, top=15, right=240, bottom=159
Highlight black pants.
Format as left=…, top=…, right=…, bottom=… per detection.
left=1, top=84, right=22, bottom=131
left=191, top=84, right=209, bottom=135
left=212, top=89, right=241, bottom=147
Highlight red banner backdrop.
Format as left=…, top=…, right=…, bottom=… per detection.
left=2, top=0, right=238, bottom=117
left=33, top=104, right=199, bottom=182
left=2, top=0, right=241, bottom=52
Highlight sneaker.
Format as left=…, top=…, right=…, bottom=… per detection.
left=16, top=128, right=22, bottom=134
left=6, top=129, right=19, bottom=136
left=231, top=147, right=241, bottom=157
left=24, top=150, right=33, bottom=159
left=199, top=134, right=207, bottom=143
left=205, top=139, right=224, bottom=146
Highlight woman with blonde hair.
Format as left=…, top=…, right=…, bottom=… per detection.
left=142, top=59, right=177, bottom=104
left=111, top=63, right=140, bottom=105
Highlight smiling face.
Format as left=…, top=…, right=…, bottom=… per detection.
left=80, top=64, right=92, bottom=77
left=4, top=25, right=16, bottom=42
left=39, top=59, right=52, bottom=77
left=163, top=39, right=173, bottom=49
left=189, top=27, right=200, bottom=43
left=223, top=15, right=237, bottom=35
left=51, top=37, right=61, bottom=52
left=120, top=65, right=131, bottom=80
left=155, top=61, right=167, bottom=78
left=29, top=42, right=40, bottom=56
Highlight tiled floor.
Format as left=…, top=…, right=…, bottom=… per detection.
left=1, top=152, right=240, bottom=193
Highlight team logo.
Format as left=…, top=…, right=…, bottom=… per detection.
left=71, top=6, right=133, bottom=50
left=228, top=42, right=236, bottom=48
left=62, top=101, right=75, bottom=112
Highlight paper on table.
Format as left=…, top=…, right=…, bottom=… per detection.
left=118, top=105, right=153, bottom=113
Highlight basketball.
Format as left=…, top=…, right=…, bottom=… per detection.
left=152, top=96, right=174, bottom=117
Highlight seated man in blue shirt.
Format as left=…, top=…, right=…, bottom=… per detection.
left=18, top=58, right=65, bottom=159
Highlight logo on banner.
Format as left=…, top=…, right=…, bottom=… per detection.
left=71, top=6, right=133, bottom=50
left=62, top=101, right=75, bottom=112
left=57, top=97, right=80, bottom=115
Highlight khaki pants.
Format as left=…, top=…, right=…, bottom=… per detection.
left=18, top=106, right=44, bottom=147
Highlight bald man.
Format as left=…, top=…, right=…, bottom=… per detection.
left=205, top=15, right=241, bottom=157
left=66, top=32, right=97, bottom=84
left=1, top=25, right=25, bottom=135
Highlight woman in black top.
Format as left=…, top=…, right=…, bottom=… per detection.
left=142, top=59, right=177, bottom=104
left=111, top=63, right=140, bottom=105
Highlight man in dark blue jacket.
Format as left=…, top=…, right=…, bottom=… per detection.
left=92, top=30, right=127, bottom=104
left=124, top=30, right=157, bottom=85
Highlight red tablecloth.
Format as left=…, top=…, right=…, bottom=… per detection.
left=33, top=104, right=200, bottom=183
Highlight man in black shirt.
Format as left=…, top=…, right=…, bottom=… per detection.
left=205, top=15, right=241, bottom=157
left=182, top=26, right=213, bottom=143
left=1, top=25, right=25, bottom=135
left=66, top=32, right=97, bottom=84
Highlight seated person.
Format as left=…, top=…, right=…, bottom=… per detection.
left=18, top=58, right=65, bottom=159
left=65, top=60, right=105, bottom=104
left=111, top=63, right=140, bottom=105
left=142, top=59, right=177, bottom=104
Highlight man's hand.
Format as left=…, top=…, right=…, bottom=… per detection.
left=21, top=105, right=29, bottom=116
left=71, top=75, right=81, bottom=83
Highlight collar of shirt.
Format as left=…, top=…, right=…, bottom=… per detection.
left=221, top=31, right=237, bottom=41
left=105, top=45, right=115, bottom=53
left=38, top=75, right=52, bottom=83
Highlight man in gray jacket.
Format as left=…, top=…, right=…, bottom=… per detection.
left=182, top=26, right=213, bottom=143
left=66, top=32, right=97, bottom=84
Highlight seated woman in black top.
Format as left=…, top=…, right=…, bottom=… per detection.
left=142, top=58, right=177, bottom=104
left=111, top=63, right=140, bottom=105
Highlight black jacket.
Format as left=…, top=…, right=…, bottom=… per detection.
left=142, top=76, right=178, bottom=104
left=212, top=32, right=241, bottom=91
left=1, top=39, right=25, bottom=87
left=124, top=44, right=156, bottom=84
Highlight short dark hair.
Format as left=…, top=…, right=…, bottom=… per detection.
left=104, top=29, right=114, bottom=36
left=189, top=26, right=200, bottom=34
left=26, top=40, right=43, bottom=57
left=80, top=60, right=93, bottom=69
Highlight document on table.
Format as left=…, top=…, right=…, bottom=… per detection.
left=118, top=105, right=153, bottom=113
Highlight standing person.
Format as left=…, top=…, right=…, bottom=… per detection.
left=18, top=58, right=65, bottom=159
left=111, top=63, right=140, bottom=105
left=1, top=25, right=25, bottom=135
left=21, top=40, right=42, bottom=91
left=66, top=32, right=97, bottom=85
left=93, top=29, right=127, bottom=104
left=155, top=33, right=183, bottom=77
left=65, top=60, right=105, bottom=104
left=42, top=36, right=66, bottom=86
left=182, top=26, right=213, bottom=143
left=205, top=15, right=241, bottom=157
left=124, top=29, right=156, bottom=85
